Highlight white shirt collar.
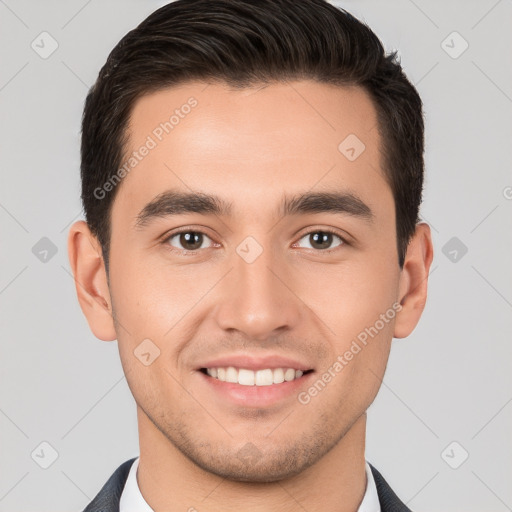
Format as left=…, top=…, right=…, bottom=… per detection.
left=358, top=459, right=381, bottom=512
left=119, top=457, right=153, bottom=512
left=119, top=456, right=381, bottom=512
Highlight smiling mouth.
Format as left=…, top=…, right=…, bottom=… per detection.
left=199, top=367, right=314, bottom=386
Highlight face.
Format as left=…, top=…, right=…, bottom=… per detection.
left=72, top=80, right=430, bottom=482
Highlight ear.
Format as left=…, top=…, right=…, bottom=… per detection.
left=67, top=220, right=117, bottom=341
left=394, top=222, right=434, bottom=338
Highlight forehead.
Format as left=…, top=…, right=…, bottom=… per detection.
left=113, top=80, right=391, bottom=226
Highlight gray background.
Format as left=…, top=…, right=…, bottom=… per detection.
left=1, top=0, right=511, bottom=510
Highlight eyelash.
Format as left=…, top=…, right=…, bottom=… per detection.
left=160, top=227, right=349, bottom=254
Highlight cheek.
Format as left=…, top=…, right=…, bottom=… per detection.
left=296, top=257, right=400, bottom=341
left=109, top=249, right=200, bottom=336
left=109, top=253, right=221, bottom=382
left=316, top=312, right=394, bottom=420
left=119, top=356, right=168, bottom=417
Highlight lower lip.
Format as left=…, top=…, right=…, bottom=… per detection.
left=197, top=370, right=315, bottom=408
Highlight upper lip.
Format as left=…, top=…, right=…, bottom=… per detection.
left=196, top=353, right=314, bottom=372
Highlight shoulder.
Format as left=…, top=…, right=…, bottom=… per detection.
left=369, top=463, right=414, bottom=512
left=82, top=457, right=137, bottom=512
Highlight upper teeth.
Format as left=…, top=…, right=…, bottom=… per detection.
left=206, top=367, right=304, bottom=386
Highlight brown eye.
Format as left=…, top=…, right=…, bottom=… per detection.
left=297, top=230, right=345, bottom=250
left=167, top=231, right=212, bottom=251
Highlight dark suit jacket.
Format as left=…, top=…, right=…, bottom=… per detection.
left=82, top=457, right=412, bottom=512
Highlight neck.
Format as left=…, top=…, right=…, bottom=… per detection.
left=136, top=408, right=368, bottom=512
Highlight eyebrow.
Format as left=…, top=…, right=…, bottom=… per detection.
left=134, top=189, right=374, bottom=229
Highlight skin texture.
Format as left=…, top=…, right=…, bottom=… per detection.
left=68, top=80, right=433, bottom=511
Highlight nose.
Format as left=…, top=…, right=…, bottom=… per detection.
left=213, top=240, right=302, bottom=340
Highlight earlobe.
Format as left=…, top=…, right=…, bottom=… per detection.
left=394, top=222, right=434, bottom=339
left=67, top=220, right=117, bottom=341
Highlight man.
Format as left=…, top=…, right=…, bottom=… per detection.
left=68, top=0, right=433, bottom=510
